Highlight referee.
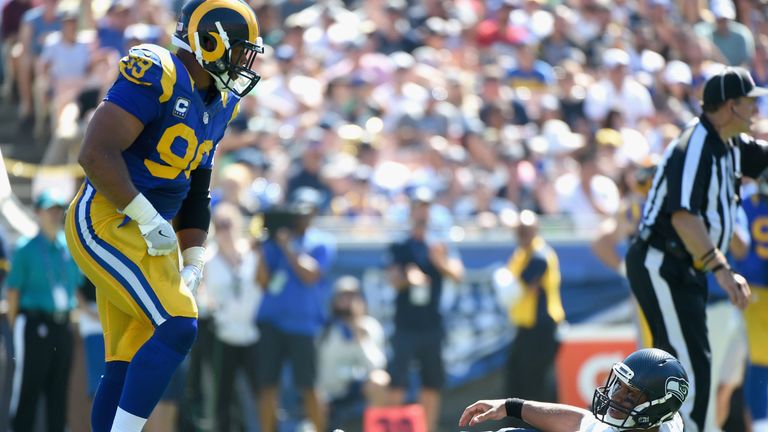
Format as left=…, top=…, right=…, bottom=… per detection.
left=625, top=66, right=768, bottom=432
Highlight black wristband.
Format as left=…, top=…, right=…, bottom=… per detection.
left=710, top=262, right=730, bottom=274
left=505, top=398, right=524, bottom=419
left=698, top=247, right=716, bottom=263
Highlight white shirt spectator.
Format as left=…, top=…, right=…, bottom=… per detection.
left=204, top=242, right=262, bottom=346
left=584, top=77, right=655, bottom=127
left=555, top=172, right=620, bottom=234
left=317, top=316, right=387, bottom=400
left=39, top=32, right=90, bottom=83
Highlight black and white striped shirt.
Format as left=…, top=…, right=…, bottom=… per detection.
left=639, top=115, right=768, bottom=254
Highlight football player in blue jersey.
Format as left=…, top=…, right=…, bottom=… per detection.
left=732, top=174, right=768, bottom=432
left=62, top=0, right=263, bottom=430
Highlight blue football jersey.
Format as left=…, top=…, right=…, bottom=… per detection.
left=102, top=43, right=240, bottom=220
left=734, top=193, right=768, bottom=287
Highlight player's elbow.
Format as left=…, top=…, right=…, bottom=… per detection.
left=77, top=142, right=97, bottom=171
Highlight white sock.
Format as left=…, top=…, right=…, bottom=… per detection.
left=110, top=407, right=148, bottom=432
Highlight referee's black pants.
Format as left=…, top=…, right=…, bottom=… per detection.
left=626, top=240, right=711, bottom=432
left=11, top=311, right=73, bottom=432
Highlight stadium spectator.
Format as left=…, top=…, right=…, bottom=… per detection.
left=0, top=0, right=32, bottom=102
left=204, top=203, right=262, bottom=432
left=0, top=228, right=11, bottom=431
left=505, top=209, right=564, bottom=411
left=460, top=348, right=689, bottom=432
left=584, top=48, right=655, bottom=128
left=386, top=187, right=464, bottom=432
left=318, top=275, right=389, bottom=428
left=36, top=11, right=93, bottom=139
left=255, top=188, right=336, bottom=432
left=694, top=0, right=755, bottom=67
left=15, top=0, right=63, bottom=129
left=554, top=146, right=621, bottom=234
left=6, top=189, right=82, bottom=432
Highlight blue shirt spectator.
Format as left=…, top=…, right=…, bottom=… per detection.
left=257, top=227, right=336, bottom=335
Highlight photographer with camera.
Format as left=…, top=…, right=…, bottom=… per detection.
left=255, top=187, right=337, bottom=432
left=386, top=187, right=465, bottom=432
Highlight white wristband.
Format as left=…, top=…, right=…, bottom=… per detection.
left=182, top=246, right=206, bottom=269
left=122, top=193, right=157, bottom=225
left=617, top=260, right=627, bottom=278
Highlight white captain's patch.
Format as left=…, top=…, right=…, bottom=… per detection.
left=173, top=97, right=190, bottom=119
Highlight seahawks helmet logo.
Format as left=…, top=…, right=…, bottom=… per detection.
left=666, top=377, right=689, bottom=403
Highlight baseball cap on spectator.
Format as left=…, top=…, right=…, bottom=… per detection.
left=648, top=0, right=671, bottom=8
left=385, top=0, right=407, bottom=12
left=391, top=51, right=416, bottom=70
left=711, top=0, right=735, bottom=19
left=410, top=186, right=435, bottom=204
left=275, top=45, right=295, bottom=62
left=664, top=60, right=693, bottom=86
left=35, top=189, right=68, bottom=210
left=640, top=50, right=665, bottom=74
left=528, top=119, right=585, bottom=155
left=333, top=275, right=361, bottom=295
left=107, top=0, right=133, bottom=13
left=291, top=187, right=325, bottom=209
left=702, top=66, right=768, bottom=106
left=59, top=8, right=79, bottom=21
left=233, top=148, right=270, bottom=171
left=602, top=48, right=630, bottom=69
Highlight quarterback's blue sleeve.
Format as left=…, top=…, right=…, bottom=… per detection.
left=520, top=253, right=547, bottom=285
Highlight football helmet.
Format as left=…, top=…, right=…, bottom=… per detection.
left=592, top=348, right=689, bottom=430
left=172, top=0, right=264, bottom=97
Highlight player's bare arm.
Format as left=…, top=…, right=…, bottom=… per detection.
left=671, top=210, right=750, bottom=308
left=78, top=101, right=144, bottom=209
left=458, top=399, right=587, bottom=432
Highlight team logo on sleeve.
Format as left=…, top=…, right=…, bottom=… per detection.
left=173, top=97, right=190, bottom=119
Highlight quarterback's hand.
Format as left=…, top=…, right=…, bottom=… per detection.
left=122, top=193, right=177, bottom=256
left=138, top=214, right=177, bottom=256
left=181, top=264, right=203, bottom=293
left=458, top=399, right=506, bottom=426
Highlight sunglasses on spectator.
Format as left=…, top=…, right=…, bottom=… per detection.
left=214, top=220, right=233, bottom=230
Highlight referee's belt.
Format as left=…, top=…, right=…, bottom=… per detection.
left=642, top=234, right=692, bottom=263
left=19, top=309, right=70, bottom=325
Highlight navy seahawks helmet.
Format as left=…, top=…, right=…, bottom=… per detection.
left=592, top=348, right=689, bottom=430
left=172, top=0, right=264, bottom=97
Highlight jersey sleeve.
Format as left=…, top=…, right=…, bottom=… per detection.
left=738, top=134, right=768, bottom=179
left=103, top=45, right=174, bottom=125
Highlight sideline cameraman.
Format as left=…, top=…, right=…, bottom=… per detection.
left=255, top=187, right=337, bottom=432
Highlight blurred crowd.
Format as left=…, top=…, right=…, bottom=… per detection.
left=3, top=0, right=768, bottom=231
left=1, top=0, right=768, bottom=430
